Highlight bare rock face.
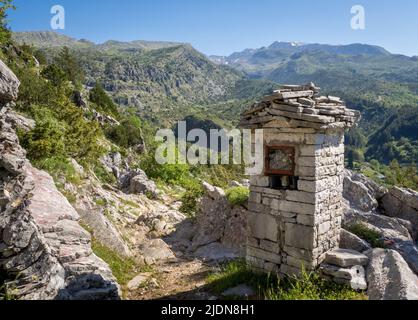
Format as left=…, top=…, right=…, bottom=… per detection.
left=0, top=60, right=20, bottom=103
left=1, top=107, right=35, bottom=132
left=339, top=229, right=371, bottom=253
left=190, top=182, right=247, bottom=257
left=366, top=249, right=418, bottom=300
left=343, top=170, right=386, bottom=212
left=381, top=187, right=418, bottom=239
left=0, top=59, right=120, bottom=300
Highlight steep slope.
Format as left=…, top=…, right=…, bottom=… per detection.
left=0, top=61, right=120, bottom=300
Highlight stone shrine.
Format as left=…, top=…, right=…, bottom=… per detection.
left=239, top=83, right=360, bottom=276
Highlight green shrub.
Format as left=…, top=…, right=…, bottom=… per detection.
left=18, top=106, right=66, bottom=160
left=33, top=156, right=82, bottom=185
left=346, top=223, right=385, bottom=248
left=89, top=82, right=118, bottom=116
left=226, top=186, right=249, bottom=206
left=93, top=164, right=117, bottom=185
left=41, top=64, right=68, bottom=88
left=179, top=184, right=204, bottom=218
left=105, top=116, right=144, bottom=148
left=141, top=146, right=194, bottom=188
left=15, top=60, right=105, bottom=168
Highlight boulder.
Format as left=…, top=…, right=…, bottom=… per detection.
left=344, top=169, right=387, bottom=200
left=366, top=249, right=418, bottom=300
left=343, top=170, right=382, bottom=212
left=344, top=206, right=418, bottom=275
left=381, top=187, right=418, bottom=239
left=127, top=273, right=151, bottom=291
left=138, top=239, right=176, bottom=265
left=325, top=249, right=369, bottom=267
left=340, top=229, right=371, bottom=253
left=388, top=239, right=418, bottom=275
left=320, top=264, right=367, bottom=290
left=343, top=206, right=413, bottom=241
left=120, top=169, right=158, bottom=198
left=0, top=59, right=20, bottom=104
left=190, top=182, right=247, bottom=255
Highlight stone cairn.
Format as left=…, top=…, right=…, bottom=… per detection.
left=239, top=83, right=360, bottom=277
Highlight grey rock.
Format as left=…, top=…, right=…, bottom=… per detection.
left=381, top=187, right=418, bottom=239
left=0, top=106, right=120, bottom=300
left=222, top=284, right=255, bottom=298
left=190, top=182, right=247, bottom=255
left=343, top=170, right=379, bottom=212
left=340, top=229, right=371, bottom=253
left=194, top=242, right=239, bottom=262
left=320, top=264, right=367, bottom=290
left=138, top=239, right=176, bottom=265
left=343, top=206, right=413, bottom=241
left=120, top=169, right=158, bottom=198
left=325, top=249, right=369, bottom=267
left=127, top=274, right=151, bottom=291
left=0, top=59, right=20, bottom=104
left=76, top=206, right=132, bottom=258
left=389, top=239, right=418, bottom=275
left=366, top=249, right=418, bottom=300
left=0, top=107, right=35, bottom=132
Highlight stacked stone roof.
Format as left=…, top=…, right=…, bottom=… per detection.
left=239, top=83, right=360, bottom=130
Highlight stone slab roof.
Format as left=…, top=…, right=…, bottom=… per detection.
left=239, top=83, right=360, bottom=130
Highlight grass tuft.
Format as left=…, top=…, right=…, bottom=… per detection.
left=346, top=222, right=385, bottom=248
left=207, top=260, right=367, bottom=300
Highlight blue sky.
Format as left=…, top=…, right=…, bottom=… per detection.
left=8, top=0, right=418, bottom=56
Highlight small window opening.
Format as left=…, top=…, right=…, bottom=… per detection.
left=270, top=175, right=299, bottom=190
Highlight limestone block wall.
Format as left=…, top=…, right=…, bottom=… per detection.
left=246, top=128, right=345, bottom=276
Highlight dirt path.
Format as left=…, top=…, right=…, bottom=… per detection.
left=126, top=258, right=216, bottom=300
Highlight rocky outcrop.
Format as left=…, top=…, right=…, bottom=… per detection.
left=189, top=182, right=247, bottom=260
left=100, top=153, right=158, bottom=198
left=366, top=249, right=418, bottom=300
left=0, top=60, right=120, bottom=300
left=343, top=170, right=387, bottom=212
left=120, top=169, right=158, bottom=199
left=0, top=60, right=20, bottom=103
left=1, top=107, right=35, bottom=133
left=339, top=229, right=371, bottom=253
left=381, top=187, right=418, bottom=239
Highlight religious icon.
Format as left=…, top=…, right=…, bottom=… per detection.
left=265, top=146, right=295, bottom=176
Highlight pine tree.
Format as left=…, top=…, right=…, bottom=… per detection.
left=55, top=47, right=85, bottom=89
left=0, top=0, right=15, bottom=44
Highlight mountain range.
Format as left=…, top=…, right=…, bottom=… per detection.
left=12, top=31, right=418, bottom=165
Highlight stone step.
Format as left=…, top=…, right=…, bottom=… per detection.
left=325, top=248, right=369, bottom=267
